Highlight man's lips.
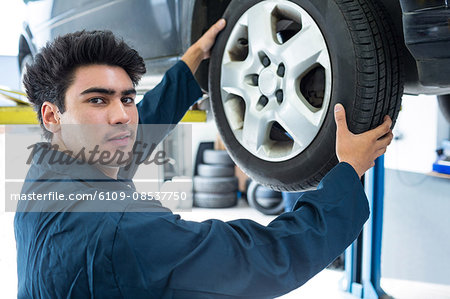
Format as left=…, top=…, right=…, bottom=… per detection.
left=108, top=132, right=132, bottom=141
left=107, top=131, right=133, bottom=147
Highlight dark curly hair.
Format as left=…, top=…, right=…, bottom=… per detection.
left=23, top=30, right=146, bottom=140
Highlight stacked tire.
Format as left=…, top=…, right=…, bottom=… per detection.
left=193, top=150, right=238, bottom=208
left=247, top=181, right=284, bottom=215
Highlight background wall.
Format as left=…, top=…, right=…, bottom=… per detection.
left=0, top=56, right=20, bottom=91
left=0, top=0, right=25, bottom=56
left=382, top=169, right=450, bottom=285
left=385, top=95, right=440, bottom=173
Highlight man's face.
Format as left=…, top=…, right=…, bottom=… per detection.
left=57, top=64, right=138, bottom=167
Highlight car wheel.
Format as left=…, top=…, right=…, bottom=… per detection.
left=247, top=181, right=284, bottom=215
left=198, top=163, right=235, bottom=177
left=203, top=149, right=235, bottom=165
left=209, top=0, right=404, bottom=191
left=194, top=192, right=238, bottom=208
left=193, top=176, right=238, bottom=193
left=438, top=95, right=450, bottom=123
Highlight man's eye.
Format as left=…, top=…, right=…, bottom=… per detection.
left=89, top=98, right=105, bottom=104
left=122, top=97, right=135, bottom=104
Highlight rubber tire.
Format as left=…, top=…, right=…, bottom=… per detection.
left=194, top=141, right=214, bottom=176
left=247, top=181, right=285, bottom=215
left=203, top=149, right=235, bottom=166
left=198, top=163, right=235, bottom=177
left=209, top=0, right=404, bottom=191
left=438, top=95, right=450, bottom=123
left=194, top=192, right=238, bottom=208
left=193, top=176, right=238, bottom=193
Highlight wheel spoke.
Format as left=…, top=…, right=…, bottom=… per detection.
left=221, top=61, right=250, bottom=98
left=241, top=108, right=271, bottom=153
left=276, top=94, right=319, bottom=147
left=278, top=23, right=327, bottom=79
left=246, top=2, right=278, bottom=55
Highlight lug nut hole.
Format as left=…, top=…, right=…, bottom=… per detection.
left=277, top=63, right=285, bottom=77
left=252, top=74, right=259, bottom=86
left=257, top=96, right=269, bottom=110
left=276, top=90, right=284, bottom=104
left=261, top=56, right=271, bottom=67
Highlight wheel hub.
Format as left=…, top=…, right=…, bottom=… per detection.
left=258, top=68, right=280, bottom=96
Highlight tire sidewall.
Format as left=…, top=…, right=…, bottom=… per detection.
left=194, top=192, right=237, bottom=208
left=198, top=163, right=235, bottom=177
left=193, top=176, right=238, bottom=193
left=247, top=181, right=284, bottom=215
left=209, top=0, right=359, bottom=188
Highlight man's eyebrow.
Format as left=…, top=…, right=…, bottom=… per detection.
left=81, top=87, right=115, bottom=96
left=80, top=88, right=136, bottom=96
left=122, top=89, right=136, bottom=96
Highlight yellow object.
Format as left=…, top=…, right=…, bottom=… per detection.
left=0, top=106, right=207, bottom=125
left=0, top=87, right=36, bottom=124
left=0, top=87, right=207, bottom=124
left=0, top=106, right=38, bottom=124
left=180, top=110, right=207, bottom=123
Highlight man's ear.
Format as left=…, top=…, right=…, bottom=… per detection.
left=41, top=101, right=61, bottom=133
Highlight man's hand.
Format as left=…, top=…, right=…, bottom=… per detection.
left=182, top=19, right=226, bottom=74
left=334, top=103, right=394, bottom=178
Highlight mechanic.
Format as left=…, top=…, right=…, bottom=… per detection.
left=14, top=19, right=394, bottom=298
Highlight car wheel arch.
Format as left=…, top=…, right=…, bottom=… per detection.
left=18, top=34, right=33, bottom=70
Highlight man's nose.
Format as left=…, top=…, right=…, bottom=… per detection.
left=109, top=100, right=131, bottom=125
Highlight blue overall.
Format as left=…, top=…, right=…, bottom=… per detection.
left=14, top=61, right=369, bottom=298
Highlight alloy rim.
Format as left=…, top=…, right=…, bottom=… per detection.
left=220, top=0, right=332, bottom=162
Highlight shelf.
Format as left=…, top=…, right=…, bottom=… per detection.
left=427, top=171, right=450, bottom=179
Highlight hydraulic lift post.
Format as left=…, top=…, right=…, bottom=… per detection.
left=345, top=156, right=387, bottom=299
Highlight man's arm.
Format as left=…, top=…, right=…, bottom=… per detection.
left=136, top=61, right=203, bottom=125
left=112, top=106, right=393, bottom=297
left=112, top=162, right=368, bottom=298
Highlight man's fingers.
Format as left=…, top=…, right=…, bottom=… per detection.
left=376, top=130, right=393, bottom=149
left=375, top=147, right=387, bottom=158
left=373, top=131, right=393, bottom=159
left=197, top=18, right=226, bottom=59
left=371, top=115, right=392, bottom=139
left=207, top=19, right=226, bottom=36
left=215, top=18, right=226, bottom=31
left=334, top=104, right=349, bottom=134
